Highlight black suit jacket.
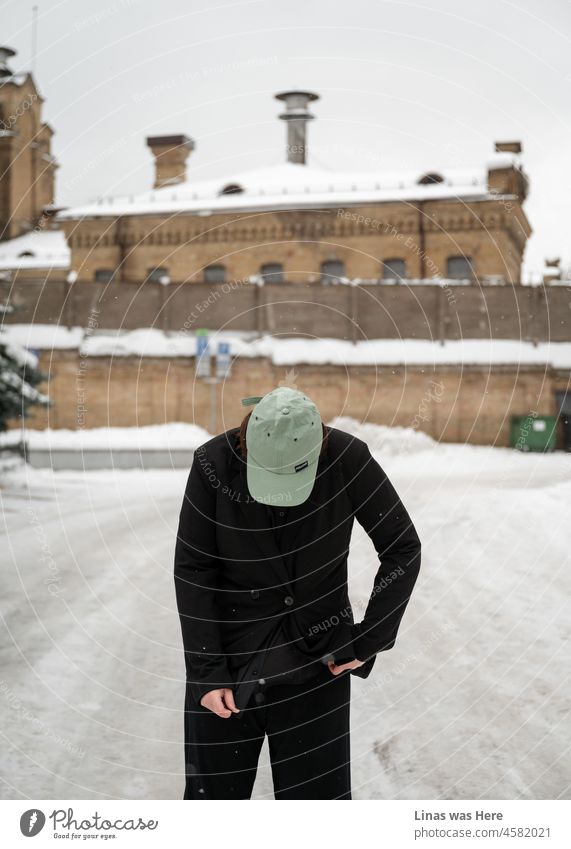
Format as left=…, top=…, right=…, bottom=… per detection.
left=174, top=425, right=422, bottom=707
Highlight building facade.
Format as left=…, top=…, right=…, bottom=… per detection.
left=55, top=91, right=532, bottom=288
left=0, top=47, right=58, bottom=241
left=2, top=54, right=569, bottom=449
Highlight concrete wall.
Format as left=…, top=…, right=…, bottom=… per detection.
left=3, top=277, right=571, bottom=342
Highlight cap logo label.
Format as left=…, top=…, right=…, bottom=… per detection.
left=294, top=460, right=309, bottom=473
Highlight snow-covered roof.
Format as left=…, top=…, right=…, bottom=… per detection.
left=4, top=324, right=571, bottom=369
left=55, top=159, right=506, bottom=221
left=0, top=71, right=29, bottom=87
left=0, top=230, right=70, bottom=271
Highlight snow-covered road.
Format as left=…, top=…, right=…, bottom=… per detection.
left=1, top=420, right=570, bottom=799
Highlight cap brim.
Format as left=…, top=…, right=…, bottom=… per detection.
left=246, top=454, right=318, bottom=507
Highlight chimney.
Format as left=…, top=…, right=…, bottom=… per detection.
left=146, top=134, right=195, bottom=189
left=495, top=141, right=522, bottom=154
left=488, top=140, right=528, bottom=201
left=275, top=90, right=319, bottom=165
left=0, top=46, right=16, bottom=79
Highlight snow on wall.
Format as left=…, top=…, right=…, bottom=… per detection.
left=3, top=325, right=571, bottom=368
left=330, top=415, right=436, bottom=455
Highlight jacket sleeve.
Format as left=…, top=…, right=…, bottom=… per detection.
left=346, top=440, right=422, bottom=664
left=174, top=448, right=232, bottom=703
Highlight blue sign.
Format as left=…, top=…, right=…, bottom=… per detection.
left=195, top=331, right=210, bottom=378
left=216, top=341, right=232, bottom=378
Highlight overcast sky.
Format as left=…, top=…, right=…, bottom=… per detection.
left=3, top=0, right=571, bottom=280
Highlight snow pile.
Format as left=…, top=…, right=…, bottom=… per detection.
left=329, top=415, right=436, bottom=456
left=0, top=422, right=211, bottom=450
left=1, top=417, right=433, bottom=456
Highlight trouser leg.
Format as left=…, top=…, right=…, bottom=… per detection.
left=183, top=695, right=266, bottom=800
left=265, top=669, right=352, bottom=800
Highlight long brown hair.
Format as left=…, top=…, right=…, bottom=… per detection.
left=238, top=409, right=329, bottom=458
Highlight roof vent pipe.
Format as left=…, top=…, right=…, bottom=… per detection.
left=275, top=90, right=319, bottom=165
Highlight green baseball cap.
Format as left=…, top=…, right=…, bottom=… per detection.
left=243, top=387, right=322, bottom=506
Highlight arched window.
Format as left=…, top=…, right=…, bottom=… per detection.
left=204, top=264, right=226, bottom=283
left=382, top=258, right=407, bottom=281
left=418, top=172, right=444, bottom=185
left=219, top=183, right=244, bottom=195
left=260, top=263, right=283, bottom=284
left=147, top=266, right=169, bottom=283
left=94, top=269, right=115, bottom=283
left=446, top=256, right=474, bottom=281
left=320, top=259, right=345, bottom=283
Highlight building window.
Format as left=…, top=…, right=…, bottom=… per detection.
left=260, top=263, right=283, bottom=283
left=320, top=259, right=345, bottom=283
left=417, top=172, right=444, bottom=185
left=446, top=255, right=474, bottom=280
left=219, top=183, right=244, bottom=195
left=382, top=258, right=407, bottom=281
left=94, top=269, right=115, bottom=282
left=204, top=264, right=226, bottom=283
left=147, top=266, right=169, bottom=283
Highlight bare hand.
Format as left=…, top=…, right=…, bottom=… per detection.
left=327, top=658, right=365, bottom=676
left=200, top=688, right=240, bottom=718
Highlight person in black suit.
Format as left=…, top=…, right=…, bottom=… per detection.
left=174, top=387, right=421, bottom=799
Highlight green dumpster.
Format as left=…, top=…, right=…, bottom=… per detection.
left=510, top=414, right=557, bottom=452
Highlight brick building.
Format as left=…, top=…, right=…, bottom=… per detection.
left=0, top=46, right=66, bottom=279
left=1, top=49, right=570, bottom=448
left=0, top=46, right=58, bottom=240
left=55, top=90, right=531, bottom=288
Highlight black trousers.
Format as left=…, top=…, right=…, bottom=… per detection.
left=183, top=665, right=351, bottom=800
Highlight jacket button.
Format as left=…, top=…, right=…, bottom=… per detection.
left=284, top=595, right=294, bottom=606
left=250, top=589, right=260, bottom=600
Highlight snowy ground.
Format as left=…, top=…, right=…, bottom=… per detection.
left=0, top=419, right=570, bottom=800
